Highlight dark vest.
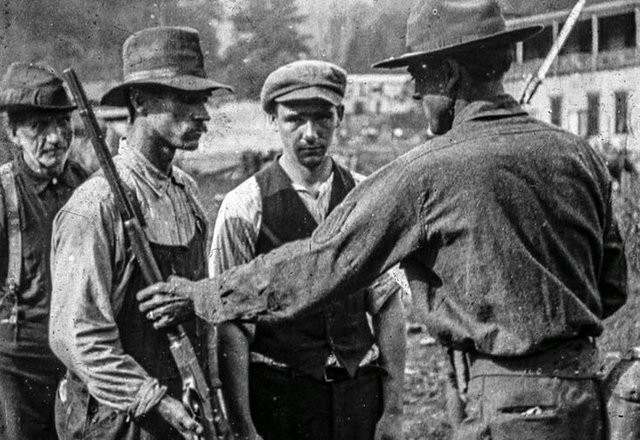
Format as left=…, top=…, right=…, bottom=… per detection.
left=252, top=160, right=375, bottom=380
left=115, top=192, right=207, bottom=395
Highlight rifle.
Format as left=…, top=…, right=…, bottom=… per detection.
left=62, top=68, right=231, bottom=440
left=519, top=0, right=587, bottom=105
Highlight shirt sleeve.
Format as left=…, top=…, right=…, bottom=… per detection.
left=195, top=154, right=427, bottom=324
left=208, top=178, right=261, bottom=276
left=49, top=181, right=166, bottom=416
left=366, top=271, right=404, bottom=316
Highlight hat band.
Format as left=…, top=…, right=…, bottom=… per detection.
left=125, top=66, right=206, bottom=82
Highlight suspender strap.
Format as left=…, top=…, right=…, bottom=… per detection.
left=0, top=162, right=21, bottom=293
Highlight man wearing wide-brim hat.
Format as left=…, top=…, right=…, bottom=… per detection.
left=0, top=62, right=87, bottom=440
left=137, top=2, right=627, bottom=439
left=49, top=26, right=232, bottom=440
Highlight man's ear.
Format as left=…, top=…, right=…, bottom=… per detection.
left=129, top=88, right=147, bottom=117
left=443, top=58, right=461, bottom=95
left=5, top=122, right=19, bottom=145
left=336, top=104, right=345, bottom=123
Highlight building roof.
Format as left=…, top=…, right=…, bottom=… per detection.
left=503, top=0, right=626, bottom=18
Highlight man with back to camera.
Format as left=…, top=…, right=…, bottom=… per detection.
left=211, top=60, right=406, bottom=440
left=49, top=26, right=232, bottom=439
left=139, top=1, right=628, bottom=438
left=0, top=62, right=87, bottom=440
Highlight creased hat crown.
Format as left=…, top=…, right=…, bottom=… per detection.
left=373, top=0, right=542, bottom=68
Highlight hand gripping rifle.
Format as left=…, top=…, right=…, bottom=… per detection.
left=519, top=0, right=587, bottom=105
left=63, top=68, right=231, bottom=440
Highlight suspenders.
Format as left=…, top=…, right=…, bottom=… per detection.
left=0, top=162, right=20, bottom=327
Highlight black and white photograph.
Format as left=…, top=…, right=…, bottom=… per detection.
left=0, top=0, right=637, bottom=439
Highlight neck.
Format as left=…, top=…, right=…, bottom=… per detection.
left=128, top=120, right=175, bottom=175
left=452, top=78, right=505, bottom=119
left=279, top=154, right=333, bottom=188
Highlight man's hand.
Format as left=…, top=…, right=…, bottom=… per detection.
left=374, top=411, right=403, bottom=440
left=137, top=276, right=195, bottom=329
left=155, top=395, right=203, bottom=439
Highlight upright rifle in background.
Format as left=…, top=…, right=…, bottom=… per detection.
left=519, top=0, right=587, bottom=105
left=62, top=68, right=231, bottom=440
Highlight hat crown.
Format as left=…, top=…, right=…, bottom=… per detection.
left=0, top=62, right=75, bottom=112
left=407, top=0, right=505, bottom=53
left=122, top=26, right=206, bottom=81
left=260, top=60, right=347, bottom=111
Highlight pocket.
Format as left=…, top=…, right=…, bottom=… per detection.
left=55, top=377, right=91, bottom=440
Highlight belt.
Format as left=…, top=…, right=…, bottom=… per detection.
left=250, top=357, right=385, bottom=383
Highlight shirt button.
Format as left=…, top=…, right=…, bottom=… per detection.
left=51, top=177, right=58, bottom=185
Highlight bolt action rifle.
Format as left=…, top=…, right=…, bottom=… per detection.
left=63, top=68, right=232, bottom=440
left=519, top=0, right=587, bottom=105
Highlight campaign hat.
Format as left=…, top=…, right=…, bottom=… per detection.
left=260, top=60, right=347, bottom=113
left=373, top=0, right=543, bottom=68
left=101, top=26, right=233, bottom=106
left=0, top=62, right=76, bottom=112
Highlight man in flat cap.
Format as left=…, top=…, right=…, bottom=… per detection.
left=0, top=62, right=87, bottom=440
left=49, top=26, right=232, bottom=440
left=211, top=60, right=405, bottom=440
left=139, top=1, right=628, bottom=439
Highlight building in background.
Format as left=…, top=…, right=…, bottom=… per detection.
left=505, top=0, right=640, bottom=152
left=343, top=74, right=413, bottom=115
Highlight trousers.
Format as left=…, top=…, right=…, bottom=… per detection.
left=0, top=350, right=63, bottom=440
left=249, top=363, right=383, bottom=440
left=449, top=338, right=604, bottom=440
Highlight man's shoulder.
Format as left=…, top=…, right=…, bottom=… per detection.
left=219, top=175, right=261, bottom=217
left=58, top=172, right=115, bottom=222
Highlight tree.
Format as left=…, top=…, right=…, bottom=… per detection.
left=222, top=0, right=311, bottom=100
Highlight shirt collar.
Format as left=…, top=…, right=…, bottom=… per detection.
left=119, top=144, right=186, bottom=197
left=14, top=151, right=76, bottom=194
left=452, top=94, right=527, bottom=128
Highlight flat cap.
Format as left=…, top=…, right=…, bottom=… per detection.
left=0, top=62, right=76, bottom=112
left=260, top=60, right=347, bottom=112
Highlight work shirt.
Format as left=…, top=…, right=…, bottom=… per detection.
left=197, top=95, right=627, bottom=357
left=50, top=145, right=204, bottom=415
left=0, top=153, right=86, bottom=357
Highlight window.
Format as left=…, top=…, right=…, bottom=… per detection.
left=560, top=20, right=592, bottom=55
left=523, top=27, right=553, bottom=61
left=550, top=96, right=563, bottom=126
left=599, top=13, right=636, bottom=52
left=615, top=91, right=629, bottom=134
left=587, top=93, right=600, bottom=136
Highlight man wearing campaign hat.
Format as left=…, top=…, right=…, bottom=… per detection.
left=49, top=26, right=232, bottom=440
left=139, top=2, right=628, bottom=439
left=210, top=60, right=405, bottom=440
left=0, top=62, right=87, bottom=439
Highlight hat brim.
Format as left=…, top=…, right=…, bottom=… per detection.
left=274, top=87, right=343, bottom=108
left=372, top=25, right=543, bottom=69
left=0, top=103, right=77, bottom=113
left=100, top=75, right=234, bottom=106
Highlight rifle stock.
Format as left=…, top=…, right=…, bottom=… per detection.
left=63, top=68, right=231, bottom=440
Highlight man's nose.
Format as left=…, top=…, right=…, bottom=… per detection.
left=45, top=123, right=65, bottom=145
left=302, top=120, right=318, bottom=143
left=191, top=103, right=211, bottom=122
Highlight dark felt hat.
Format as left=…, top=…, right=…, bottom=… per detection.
left=373, top=0, right=543, bottom=68
left=101, top=26, right=233, bottom=106
left=260, top=60, right=347, bottom=112
left=0, top=62, right=76, bottom=112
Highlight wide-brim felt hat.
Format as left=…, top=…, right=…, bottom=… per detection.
left=0, top=62, right=76, bottom=112
left=101, top=26, right=233, bottom=106
left=373, top=0, right=543, bottom=69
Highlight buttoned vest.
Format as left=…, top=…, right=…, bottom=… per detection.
left=252, top=161, right=375, bottom=379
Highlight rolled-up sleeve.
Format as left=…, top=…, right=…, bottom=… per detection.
left=49, top=183, right=165, bottom=416
left=194, top=155, right=428, bottom=324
